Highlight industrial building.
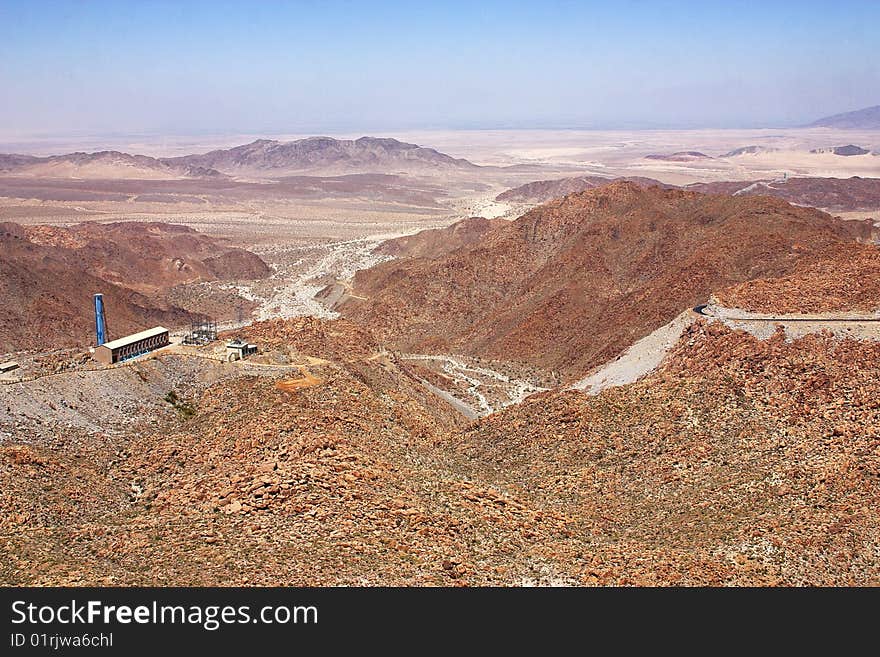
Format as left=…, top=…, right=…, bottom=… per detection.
left=226, top=338, right=258, bottom=361
left=90, top=292, right=171, bottom=365
left=94, top=326, right=170, bottom=365
left=0, top=361, right=19, bottom=374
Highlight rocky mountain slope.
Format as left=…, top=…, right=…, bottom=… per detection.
left=499, top=175, right=880, bottom=213
left=0, top=221, right=269, bottom=351
left=165, top=136, right=478, bottom=176
left=686, top=176, right=880, bottom=213
left=716, top=243, right=880, bottom=313
left=374, top=216, right=507, bottom=259
left=450, top=321, right=880, bottom=585
left=341, top=183, right=874, bottom=379
left=808, top=104, right=880, bottom=129
left=496, top=175, right=672, bottom=204
left=1, top=318, right=473, bottom=586
left=3, top=316, right=877, bottom=585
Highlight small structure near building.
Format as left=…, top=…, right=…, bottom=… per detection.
left=94, top=326, right=170, bottom=365
left=225, top=338, right=257, bottom=362
left=183, top=315, right=218, bottom=345
left=0, top=361, right=20, bottom=374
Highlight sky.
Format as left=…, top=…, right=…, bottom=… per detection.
left=0, top=0, right=878, bottom=137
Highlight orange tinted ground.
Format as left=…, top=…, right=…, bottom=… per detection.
left=275, top=368, right=323, bottom=393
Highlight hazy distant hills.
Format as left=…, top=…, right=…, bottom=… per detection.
left=808, top=105, right=880, bottom=129
left=810, top=144, right=870, bottom=156
left=721, top=145, right=776, bottom=157
left=0, top=154, right=42, bottom=169
left=165, top=136, right=479, bottom=175
left=644, top=151, right=712, bottom=162
left=0, top=150, right=222, bottom=180
left=0, top=137, right=478, bottom=180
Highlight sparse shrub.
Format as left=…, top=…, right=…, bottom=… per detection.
left=163, top=390, right=195, bottom=419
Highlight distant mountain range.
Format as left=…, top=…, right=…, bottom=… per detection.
left=808, top=105, right=880, bottom=129
left=0, top=137, right=478, bottom=180
left=0, top=150, right=222, bottom=180
left=166, top=136, right=478, bottom=175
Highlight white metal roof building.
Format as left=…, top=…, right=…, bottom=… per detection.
left=94, top=326, right=170, bottom=365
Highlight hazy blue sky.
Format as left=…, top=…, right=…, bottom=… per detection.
left=1, top=0, right=878, bottom=136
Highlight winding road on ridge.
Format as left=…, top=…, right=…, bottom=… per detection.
left=573, top=303, right=880, bottom=396
left=693, top=304, right=880, bottom=322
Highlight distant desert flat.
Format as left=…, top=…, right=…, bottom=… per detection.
left=385, top=128, right=880, bottom=183
left=3, top=126, right=878, bottom=169
left=0, top=128, right=877, bottom=247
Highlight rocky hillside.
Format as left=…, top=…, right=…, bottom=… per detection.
left=450, top=321, right=880, bottom=585
left=341, top=183, right=873, bottom=379
left=0, top=221, right=269, bottom=351
left=374, top=216, right=507, bottom=259
left=686, top=176, right=880, bottom=213
left=0, top=318, right=473, bottom=586
left=3, top=316, right=877, bottom=585
left=496, top=176, right=880, bottom=212
left=499, top=175, right=880, bottom=213
left=496, top=175, right=672, bottom=204
left=165, top=136, right=478, bottom=176
left=716, top=243, right=880, bottom=313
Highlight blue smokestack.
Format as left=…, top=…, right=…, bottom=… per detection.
left=94, top=293, right=107, bottom=345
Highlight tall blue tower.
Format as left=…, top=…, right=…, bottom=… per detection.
left=94, top=293, right=107, bottom=345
